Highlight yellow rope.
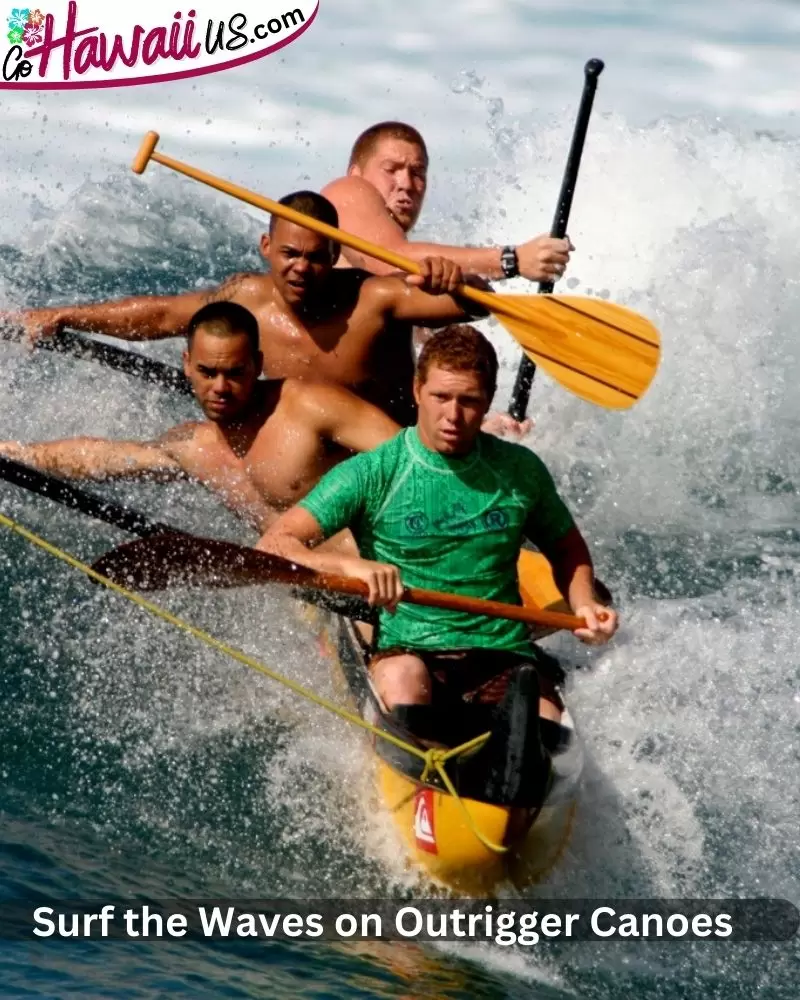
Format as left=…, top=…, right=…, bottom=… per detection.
left=0, top=511, right=507, bottom=853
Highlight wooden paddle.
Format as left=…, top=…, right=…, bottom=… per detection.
left=131, top=132, right=660, bottom=410
left=90, top=529, right=588, bottom=632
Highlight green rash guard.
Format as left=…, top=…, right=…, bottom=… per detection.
left=298, top=427, right=575, bottom=654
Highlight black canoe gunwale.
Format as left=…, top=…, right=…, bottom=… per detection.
left=329, top=614, right=583, bottom=807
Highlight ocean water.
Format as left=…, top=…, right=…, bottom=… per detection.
left=1, top=1, right=799, bottom=997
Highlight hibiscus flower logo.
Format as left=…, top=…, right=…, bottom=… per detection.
left=6, top=7, right=47, bottom=46
left=6, top=7, right=29, bottom=31
left=23, top=19, right=41, bottom=44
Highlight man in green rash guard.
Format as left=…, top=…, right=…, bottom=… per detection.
left=259, top=325, right=617, bottom=722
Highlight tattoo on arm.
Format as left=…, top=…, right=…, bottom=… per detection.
left=201, top=273, right=250, bottom=305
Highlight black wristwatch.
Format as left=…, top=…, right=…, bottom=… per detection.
left=500, top=245, right=519, bottom=279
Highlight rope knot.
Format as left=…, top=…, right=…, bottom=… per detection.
left=420, top=747, right=447, bottom=784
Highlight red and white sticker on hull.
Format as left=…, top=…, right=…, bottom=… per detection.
left=413, top=789, right=437, bottom=854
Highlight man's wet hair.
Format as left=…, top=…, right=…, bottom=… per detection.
left=268, top=190, right=339, bottom=234
left=268, top=190, right=340, bottom=263
left=348, top=122, right=429, bottom=170
left=187, top=301, right=260, bottom=357
left=416, top=325, right=498, bottom=398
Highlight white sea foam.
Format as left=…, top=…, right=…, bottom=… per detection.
left=1, top=7, right=799, bottom=993
left=4, top=0, right=800, bottom=239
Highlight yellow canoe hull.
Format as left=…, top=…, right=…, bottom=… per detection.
left=376, top=755, right=578, bottom=894
left=305, top=548, right=583, bottom=894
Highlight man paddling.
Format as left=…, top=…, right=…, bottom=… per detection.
left=322, top=121, right=573, bottom=284
left=258, top=325, right=617, bottom=725
left=323, top=121, right=575, bottom=439
left=6, top=191, right=483, bottom=426
left=0, top=302, right=402, bottom=532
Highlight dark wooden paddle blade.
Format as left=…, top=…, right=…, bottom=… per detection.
left=90, top=530, right=324, bottom=591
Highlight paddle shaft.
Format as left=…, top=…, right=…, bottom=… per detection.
left=45, top=331, right=192, bottom=395
left=508, top=58, right=604, bottom=421
left=133, top=133, right=546, bottom=330
left=248, top=557, right=585, bottom=631
left=402, top=585, right=584, bottom=630
left=0, top=457, right=170, bottom=537
left=1, top=315, right=192, bottom=395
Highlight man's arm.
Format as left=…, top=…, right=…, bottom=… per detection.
left=284, top=380, right=401, bottom=453
left=0, top=430, right=191, bottom=482
left=322, top=174, right=572, bottom=282
left=257, top=506, right=404, bottom=607
left=521, top=450, right=617, bottom=644
left=537, top=525, right=617, bottom=644
left=2, top=273, right=261, bottom=347
left=367, top=257, right=488, bottom=327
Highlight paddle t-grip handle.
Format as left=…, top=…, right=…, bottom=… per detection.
left=132, top=131, right=160, bottom=174
left=508, top=57, right=604, bottom=421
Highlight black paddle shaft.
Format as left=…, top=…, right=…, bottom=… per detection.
left=508, top=58, right=604, bottom=422
left=1, top=322, right=193, bottom=396
left=44, top=331, right=193, bottom=396
left=0, top=456, right=170, bottom=538
left=0, top=456, right=375, bottom=619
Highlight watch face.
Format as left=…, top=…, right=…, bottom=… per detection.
left=502, top=247, right=518, bottom=277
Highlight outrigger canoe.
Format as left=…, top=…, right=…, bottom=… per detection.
left=301, top=549, right=584, bottom=894
left=0, top=454, right=586, bottom=894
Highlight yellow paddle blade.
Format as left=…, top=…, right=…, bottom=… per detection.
left=493, top=294, right=661, bottom=409
left=517, top=549, right=569, bottom=614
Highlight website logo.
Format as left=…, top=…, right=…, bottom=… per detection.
left=1, top=1, right=318, bottom=89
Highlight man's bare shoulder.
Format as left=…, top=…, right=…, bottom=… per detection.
left=332, top=270, right=416, bottom=327
left=358, top=271, right=408, bottom=303
left=279, top=376, right=359, bottom=412
left=321, top=174, right=387, bottom=210
left=201, top=272, right=271, bottom=306
left=322, top=176, right=407, bottom=270
left=153, top=420, right=209, bottom=454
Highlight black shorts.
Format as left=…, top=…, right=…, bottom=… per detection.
left=370, top=646, right=564, bottom=707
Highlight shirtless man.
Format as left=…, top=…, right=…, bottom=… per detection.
left=323, top=121, right=568, bottom=436
left=5, top=192, right=481, bottom=426
left=322, top=121, right=573, bottom=283
left=0, top=302, right=401, bottom=531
